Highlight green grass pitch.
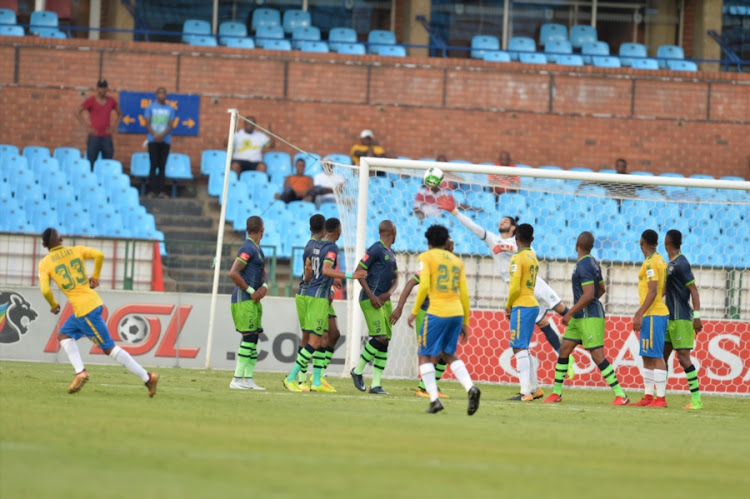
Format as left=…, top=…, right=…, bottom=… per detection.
left=1, top=361, right=749, bottom=499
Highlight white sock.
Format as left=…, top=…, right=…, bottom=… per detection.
left=654, top=369, right=667, bottom=397
left=419, top=363, right=438, bottom=402
left=642, top=368, right=655, bottom=396
left=60, top=338, right=85, bottom=373
left=529, top=354, right=539, bottom=392
left=450, top=359, right=474, bottom=391
left=109, top=346, right=150, bottom=382
left=514, top=350, right=531, bottom=395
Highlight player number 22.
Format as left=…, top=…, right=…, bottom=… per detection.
left=526, top=264, right=538, bottom=289
left=437, top=264, right=460, bottom=292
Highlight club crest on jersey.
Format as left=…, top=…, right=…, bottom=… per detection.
left=511, top=264, right=518, bottom=273
left=646, top=269, right=655, bottom=278
left=0, top=291, right=39, bottom=344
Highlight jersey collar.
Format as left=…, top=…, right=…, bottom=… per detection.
left=247, top=236, right=260, bottom=248
left=577, top=254, right=592, bottom=262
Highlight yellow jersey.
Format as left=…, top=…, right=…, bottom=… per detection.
left=638, top=252, right=669, bottom=316
left=506, top=247, right=540, bottom=309
left=412, top=248, right=470, bottom=325
left=38, top=245, right=104, bottom=317
left=349, top=144, right=385, bottom=166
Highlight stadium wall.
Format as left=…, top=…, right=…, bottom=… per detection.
left=0, top=37, right=748, bottom=177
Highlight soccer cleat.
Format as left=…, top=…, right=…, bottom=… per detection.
left=283, top=379, right=302, bottom=392
left=683, top=400, right=703, bottom=410
left=369, top=386, right=389, bottom=395
left=425, top=399, right=444, bottom=414
left=350, top=368, right=366, bottom=392
left=611, top=396, right=630, bottom=406
left=507, top=393, right=524, bottom=401
left=229, top=378, right=250, bottom=390
left=243, top=378, right=266, bottom=391
left=320, top=378, right=337, bottom=392
left=68, top=370, right=90, bottom=394
left=646, top=396, right=667, bottom=408
left=631, top=395, right=654, bottom=407
left=437, top=387, right=449, bottom=399
left=298, top=380, right=311, bottom=392
left=415, top=388, right=430, bottom=398
left=310, top=383, right=336, bottom=393
left=544, top=393, right=563, bottom=403
left=531, top=388, right=545, bottom=400
left=467, top=386, right=481, bottom=415
left=145, top=372, right=159, bottom=398
left=567, top=355, right=576, bottom=380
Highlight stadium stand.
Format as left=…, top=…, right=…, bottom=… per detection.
left=569, top=24, right=598, bottom=49
left=619, top=42, right=648, bottom=66
left=657, top=44, right=686, bottom=68
left=539, top=23, right=567, bottom=47
left=283, top=9, right=311, bottom=34
left=483, top=51, right=511, bottom=62
left=28, top=10, right=58, bottom=35
left=181, top=19, right=211, bottom=43
left=225, top=37, right=255, bottom=49
left=291, top=25, right=321, bottom=49
left=367, top=29, right=396, bottom=54
left=507, top=36, right=536, bottom=60
left=328, top=27, right=357, bottom=52
left=470, top=35, right=500, bottom=59
left=218, top=20, right=248, bottom=45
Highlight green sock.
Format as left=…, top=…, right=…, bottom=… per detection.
left=435, top=360, right=446, bottom=384
left=312, top=349, right=326, bottom=386
left=286, top=345, right=313, bottom=383
left=685, top=364, right=701, bottom=402
left=598, top=359, right=626, bottom=397
left=553, top=357, right=568, bottom=395
left=324, top=346, right=334, bottom=368
left=234, top=340, right=252, bottom=377
left=297, top=348, right=308, bottom=382
left=243, top=342, right=258, bottom=378
left=354, top=339, right=378, bottom=375
left=372, top=349, right=388, bottom=388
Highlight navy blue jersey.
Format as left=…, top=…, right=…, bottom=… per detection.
left=297, top=237, right=319, bottom=295
left=231, top=237, right=265, bottom=303
left=571, top=254, right=605, bottom=319
left=303, top=240, right=338, bottom=299
left=666, top=253, right=696, bottom=320
left=412, top=273, right=429, bottom=311
left=358, top=240, right=398, bottom=302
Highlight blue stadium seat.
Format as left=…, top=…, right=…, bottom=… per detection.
left=592, top=56, right=621, bottom=68
left=328, top=27, right=357, bottom=52
left=221, top=181, right=248, bottom=207
left=540, top=23, right=567, bottom=47
left=376, top=45, right=407, bottom=57
left=252, top=8, right=281, bottom=31
left=291, top=26, right=321, bottom=49
left=4, top=155, right=32, bottom=183
left=0, top=25, right=23, bottom=36
left=483, top=51, right=511, bottom=62
left=208, top=170, right=237, bottom=197
left=239, top=170, right=267, bottom=187
left=470, top=35, right=500, bottom=59
left=30, top=157, right=60, bottom=178
left=0, top=144, right=19, bottom=158
left=165, top=153, right=193, bottom=197
left=569, top=25, right=597, bottom=49
left=29, top=10, right=58, bottom=36
left=581, top=41, right=609, bottom=64
left=68, top=170, right=98, bottom=194
left=53, top=147, right=81, bottom=166
left=130, top=152, right=150, bottom=195
left=657, top=45, right=685, bottom=68
left=667, top=60, right=698, bottom=71
left=299, top=40, right=329, bottom=53
left=323, top=154, right=352, bottom=166
left=225, top=37, right=255, bottom=49
left=556, top=54, right=584, bottom=66
left=201, top=149, right=227, bottom=176
left=367, top=30, right=396, bottom=54
left=619, top=42, right=647, bottom=66
left=283, top=9, right=311, bottom=34
left=22, top=145, right=51, bottom=162
left=631, top=58, right=659, bottom=70
left=36, top=27, right=66, bottom=38
left=519, top=52, right=547, bottom=64
left=253, top=181, right=277, bottom=206
left=187, top=36, right=217, bottom=47
left=264, top=151, right=292, bottom=176
left=63, top=157, right=91, bottom=177
left=94, top=159, right=123, bottom=178
left=255, top=24, right=284, bottom=47
left=260, top=39, right=291, bottom=51
left=182, top=19, right=211, bottom=43
left=294, top=153, right=322, bottom=176
left=507, top=36, right=536, bottom=60
left=218, top=21, right=247, bottom=45
left=544, top=40, right=572, bottom=62
left=334, top=43, right=366, bottom=55
left=0, top=8, right=17, bottom=24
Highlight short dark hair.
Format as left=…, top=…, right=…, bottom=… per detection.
left=503, top=216, right=519, bottom=228
left=425, top=224, right=449, bottom=248
left=516, top=223, right=534, bottom=244
left=666, top=229, right=682, bottom=248
left=325, top=217, right=341, bottom=232
left=96, top=79, right=108, bottom=88
left=578, top=231, right=595, bottom=252
left=641, top=229, right=658, bottom=246
left=309, top=214, right=325, bottom=232
left=42, top=227, right=57, bottom=248
left=246, top=216, right=263, bottom=233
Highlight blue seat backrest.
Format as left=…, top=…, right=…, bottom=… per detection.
left=470, top=35, right=500, bottom=59
left=569, top=25, right=597, bottom=49
left=540, top=23, right=568, bottom=46
left=252, top=8, right=281, bottom=30
left=283, top=9, right=311, bottom=34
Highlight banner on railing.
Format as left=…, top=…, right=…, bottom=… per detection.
left=117, top=91, right=200, bottom=136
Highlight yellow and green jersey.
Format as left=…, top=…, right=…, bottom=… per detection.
left=412, top=248, right=470, bottom=325
left=38, top=245, right=104, bottom=317
left=638, top=252, right=669, bottom=316
left=506, top=247, right=540, bottom=309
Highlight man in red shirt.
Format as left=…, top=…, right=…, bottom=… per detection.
left=76, top=80, right=122, bottom=170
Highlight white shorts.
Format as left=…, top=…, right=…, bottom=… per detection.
left=534, top=276, right=562, bottom=323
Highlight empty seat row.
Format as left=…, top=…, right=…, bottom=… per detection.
left=0, top=9, right=67, bottom=38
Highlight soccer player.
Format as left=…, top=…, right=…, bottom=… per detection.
left=632, top=229, right=670, bottom=407
left=407, top=225, right=481, bottom=414
left=229, top=216, right=269, bottom=390
left=505, top=223, right=543, bottom=401
left=663, top=229, right=703, bottom=410
left=437, top=196, right=575, bottom=378
left=543, top=232, right=630, bottom=405
left=350, top=220, right=399, bottom=395
left=390, top=238, right=455, bottom=398
left=285, top=218, right=366, bottom=392
left=38, top=228, right=159, bottom=396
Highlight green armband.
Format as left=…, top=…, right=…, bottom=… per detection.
left=693, top=311, right=701, bottom=319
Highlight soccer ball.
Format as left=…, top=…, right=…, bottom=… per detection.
left=118, top=315, right=150, bottom=344
left=423, top=167, right=444, bottom=188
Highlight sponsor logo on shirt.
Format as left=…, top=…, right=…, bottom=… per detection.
left=362, top=254, right=370, bottom=262
left=240, top=252, right=250, bottom=261
left=511, top=264, right=517, bottom=272
left=326, top=251, right=337, bottom=260
left=646, top=269, right=655, bottom=278
left=493, top=243, right=514, bottom=255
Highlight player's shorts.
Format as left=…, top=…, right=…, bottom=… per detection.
left=233, top=159, right=262, bottom=172
left=414, top=309, right=427, bottom=337
left=328, top=303, right=336, bottom=319
left=417, top=314, right=463, bottom=357
left=509, top=306, right=539, bottom=349
left=666, top=319, right=695, bottom=350
left=295, top=294, right=309, bottom=330
left=534, top=277, right=561, bottom=322
left=303, top=296, right=329, bottom=336
left=563, top=317, right=605, bottom=350
left=639, top=314, right=668, bottom=358
left=359, top=299, right=393, bottom=339
left=60, top=306, right=115, bottom=350
left=231, top=299, right=263, bottom=333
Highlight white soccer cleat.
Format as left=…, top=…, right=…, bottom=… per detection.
left=244, top=378, right=266, bottom=391
left=229, top=378, right=251, bottom=390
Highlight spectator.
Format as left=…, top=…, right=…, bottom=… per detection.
left=488, top=150, right=519, bottom=196
left=275, top=159, right=314, bottom=203
left=413, top=183, right=451, bottom=221
left=578, top=158, right=666, bottom=198
left=76, top=79, right=122, bottom=170
left=228, top=117, right=275, bottom=176
left=350, top=129, right=386, bottom=166
left=144, top=87, right=176, bottom=198
left=308, top=161, right=346, bottom=208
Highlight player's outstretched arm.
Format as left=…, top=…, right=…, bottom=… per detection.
left=437, top=195, right=489, bottom=240
left=391, top=277, right=417, bottom=324
left=323, top=261, right=366, bottom=281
